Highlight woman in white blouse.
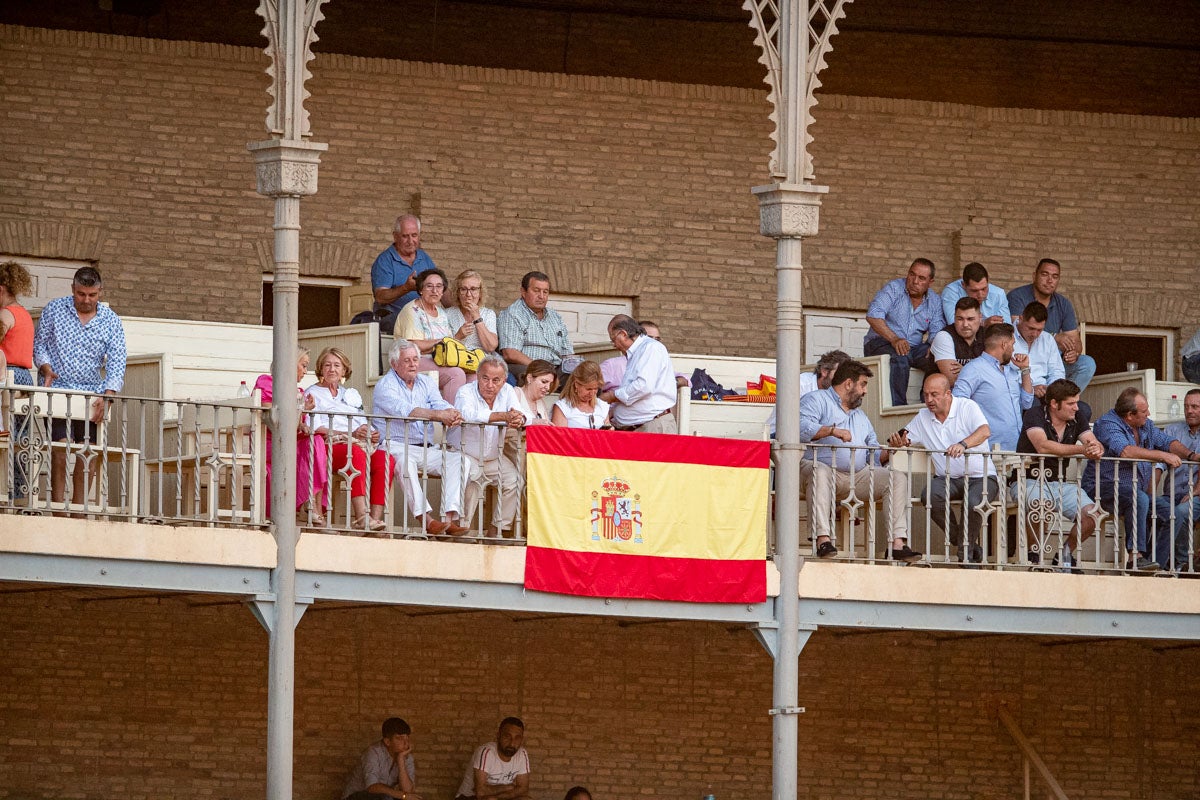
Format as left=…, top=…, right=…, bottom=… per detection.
left=444, top=269, right=499, bottom=355
left=303, top=347, right=387, bottom=533
left=395, top=268, right=467, bottom=403
left=504, top=359, right=557, bottom=467
left=552, top=360, right=611, bottom=429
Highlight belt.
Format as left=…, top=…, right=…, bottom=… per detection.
left=612, top=408, right=672, bottom=432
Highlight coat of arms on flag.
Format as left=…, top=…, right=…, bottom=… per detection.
left=523, top=426, right=768, bottom=604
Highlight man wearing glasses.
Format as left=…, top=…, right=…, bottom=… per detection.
left=600, top=315, right=678, bottom=434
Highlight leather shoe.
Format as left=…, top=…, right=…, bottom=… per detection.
left=445, top=523, right=471, bottom=536
left=425, top=519, right=450, bottom=535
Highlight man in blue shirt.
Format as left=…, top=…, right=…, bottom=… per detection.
left=863, top=258, right=941, bottom=406
left=33, top=266, right=127, bottom=508
left=951, top=323, right=1034, bottom=453
left=1007, top=258, right=1096, bottom=390
left=1083, top=388, right=1193, bottom=571
left=1157, top=389, right=1200, bottom=571
left=939, top=261, right=1009, bottom=329
left=799, top=360, right=921, bottom=563
left=371, top=214, right=437, bottom=335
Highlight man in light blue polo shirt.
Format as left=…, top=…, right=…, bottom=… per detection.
left=1157, top=389, right=1200, bottom=571
left=863, top=257, right=941, bottom=406
left=951, top=322, right=1034, bottom=453
left=799, top=359, right=921, bottom=563
left=371, top=214, right=437, bottom=335
left=940, top=262, right=1009, bottom=328
left=1007, top=258, right=1095, bottom=390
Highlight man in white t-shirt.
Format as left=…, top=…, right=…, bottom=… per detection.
left=889, top=373, right=996, bottom=565
left=455, top=717, right=531, bottom=800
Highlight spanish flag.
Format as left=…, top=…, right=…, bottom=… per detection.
left=524, top=426, right=769, bottom=603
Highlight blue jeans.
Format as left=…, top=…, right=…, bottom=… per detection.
left=1153, top=495, right=1200, bottom=570
left=1064, top=354, right=1097, bottom=391
left=863, top=337, right=932, bottom=406
left=1096, top=482, right=1152, bottom=556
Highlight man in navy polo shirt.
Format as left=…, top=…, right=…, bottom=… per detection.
left=371, top=214, right=437, bottom=334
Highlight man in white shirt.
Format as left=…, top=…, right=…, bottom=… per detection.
left=371, top=339, right=469, bottom=536
left=1012, top=301, right=1065, bottom=399
left=889, top=373, right=995, bottom=564
left=600, top=315, right=677, bottom=434
left=453, top=356, right=526, bottom=537
left=455, top=717, right=532, bottom=800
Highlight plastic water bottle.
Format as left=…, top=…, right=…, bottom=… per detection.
left=703, top=785, right=716, bottom=800
left=237, top=380, right=251, bottom=398
left=1168, top=394, right=1181, bottom=418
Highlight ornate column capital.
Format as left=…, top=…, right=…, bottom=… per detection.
left=751, top=182, right=828, bottom=239
left=247, top=138, right=328, bottom=198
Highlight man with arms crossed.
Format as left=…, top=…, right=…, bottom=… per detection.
left=455, top=717, right=532, bottom=800
left=342, top=717, right=423, bottom=800
left=1011, top=379, right=1104, bottom=570
left=930, top=296, right=984, bottom=387
left=1007, top=258, right=1096, bottom=390
left=372, top=214, right=435, bottom=335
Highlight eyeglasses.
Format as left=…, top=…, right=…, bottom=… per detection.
left=588, top=413, right=596, bottom=429
left=460, top=286, right=481, bottom=294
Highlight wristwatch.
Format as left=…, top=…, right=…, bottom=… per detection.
left=472, top=317, right=483, bottom=325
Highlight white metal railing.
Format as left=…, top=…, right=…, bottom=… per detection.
left=3, top=385, right=1196, bottom=574
left=794, top=442, right=1199, bottom=574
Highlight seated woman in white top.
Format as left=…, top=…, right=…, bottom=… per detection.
left=443, top=269, right=499, bottom=355
left=303, top=347, right=386, bottom=533
left=395, top=268, right=468, bottom=404
left=504, top=359, right=557, bottom=468
left=552, top=360, right=611, bottom=430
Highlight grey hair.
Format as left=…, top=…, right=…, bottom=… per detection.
left=393, top=213, right=421, bottom=234
left=478, top=354, right=509, bottom=376
left=389, top=338, right=420, bottom=364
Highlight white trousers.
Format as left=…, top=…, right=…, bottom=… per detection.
left=386, top=442, right=466, bottom=518
left=464, top=454, right=523, bottom=530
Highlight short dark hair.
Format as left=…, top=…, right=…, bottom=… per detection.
left=814, top=350, right=850, bottom=375
left=499, top=716, right=525, bottom=731
left=381, top=717, right=411, bottom=738
left=910, top=257, right=935, bottom=280
left=564, top=788, right=593, bottom=800
left=982, top=322, right=1015, bottom=348
left=1036, top=258, right=1061, bottom=271
left=1186, top=388, right=1200, bottom=401
left=1021, top=301, right=1048, bottom=323
left=415, top=268, right=447, bottom=291
left=831, top=359, right=873, bottom=386
left=1044, top=379, right=1081, bottom=406
left=961, top=262, right=988, bottom=284
left=521, top=271, right=550, bottom=290
left=1114, top=387, right=1144, bottom=417
left=954, top=296, right=981, bottom=313
left=72, top=266, right=103, bottom=287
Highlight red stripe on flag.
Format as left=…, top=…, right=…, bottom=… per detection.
left=526, top=425, right=769, bottom=469
left=524, top=546, right=766, bottom=604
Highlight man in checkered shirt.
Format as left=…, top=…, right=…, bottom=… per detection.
left=497, top=271, right=574, bottom=379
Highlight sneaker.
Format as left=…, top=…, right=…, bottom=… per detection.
left=815, top=540, right=838, bottom=558
left=1051, top=551, right=1080, bottom=574
left=1128, top=555, right=1161, bottom=572
left=890, top=545, right=922, bottom=563
left=1026, top=550, right=1041, bottom=565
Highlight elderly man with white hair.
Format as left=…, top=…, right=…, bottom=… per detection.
left=371, top=339, right=469, bottom=536
left=453, top=355, right=527, bottom=537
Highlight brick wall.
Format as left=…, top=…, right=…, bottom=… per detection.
left=1, top=591, right=1196, bottom=799
left=1, top=25, right=1197, bottom=358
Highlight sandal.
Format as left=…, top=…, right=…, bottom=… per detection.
left=354, top=514, right=387, bottom=533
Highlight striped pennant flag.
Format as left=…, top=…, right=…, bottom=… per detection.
left=524, top=425, right=768, bottom=603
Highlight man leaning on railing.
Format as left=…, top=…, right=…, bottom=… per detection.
left=1084, top=387, right=1197, bottom=571
left=1157, top=388, right=1200, bottom=571
left=1010, top=378, right=1103, bottom=570
left=887, top=373, right=994, bottom=565
left=798, top=359, right=921, bottom=562
left=372, top=339, right=469, bottom=537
